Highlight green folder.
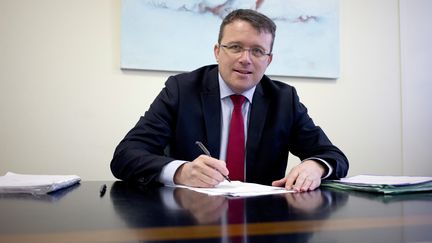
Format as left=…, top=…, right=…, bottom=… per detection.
left=321, top=175, right=432, bottom=194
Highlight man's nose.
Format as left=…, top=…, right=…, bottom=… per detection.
left=238, top=49, right=252, bottom=64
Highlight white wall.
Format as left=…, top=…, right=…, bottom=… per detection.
left=0, top=0, right=428, bottom=180
left=400, top=0, right=432, bottom=176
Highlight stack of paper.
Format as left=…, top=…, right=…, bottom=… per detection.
left=174, top=180, right=292, bottom=197
left=321, top=175, right=432, bottom=194
left=0, top=172, right=81, bottom=194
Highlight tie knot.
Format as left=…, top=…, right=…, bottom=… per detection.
left=230, top=95, right=245, bottom=108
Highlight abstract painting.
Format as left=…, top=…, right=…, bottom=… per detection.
left=121, top=0, right=339, bottom=78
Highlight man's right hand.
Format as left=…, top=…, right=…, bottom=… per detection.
left=174, top=155, right=229, bottom=187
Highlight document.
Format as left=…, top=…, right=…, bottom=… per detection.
left=321, top=175, right=432, bottom=194
left=174, top=180, right=293, bottom=197
left=0, top=172, right=81, bottom=194
left=337, top=175, right=432, bottom=185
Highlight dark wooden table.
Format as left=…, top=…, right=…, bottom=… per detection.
left=0, top=181, right=431, bottom=242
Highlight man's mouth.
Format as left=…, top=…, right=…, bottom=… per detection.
left=234, top=69, right=252, bottom=75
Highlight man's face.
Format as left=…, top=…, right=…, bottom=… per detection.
left=214, top=20, right=273, bottom=94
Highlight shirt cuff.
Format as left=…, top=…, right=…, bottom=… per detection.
left=159, top=160, right=188, bottom=186
left=302, top=157, right=333, bottom=179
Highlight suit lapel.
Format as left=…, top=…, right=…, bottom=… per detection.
left=201, top=68, right=221, bottom=157
left=246, top=82, right=269, bottom=179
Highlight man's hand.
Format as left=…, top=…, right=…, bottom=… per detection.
left=174, top=155, right=229, bottom=187
left=272, top=160, right=325, bottom=192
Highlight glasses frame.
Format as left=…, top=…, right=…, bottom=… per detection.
left=219, top=44, right=272, bottom=59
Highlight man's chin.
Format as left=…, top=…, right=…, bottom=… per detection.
left=230, top=83, right=254, bottom=94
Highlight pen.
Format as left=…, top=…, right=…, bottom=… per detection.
left=195, top=141, right=231, bottom=182
left=99, top=184, right=107, bottom=197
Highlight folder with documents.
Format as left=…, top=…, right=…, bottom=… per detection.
left=0, top=172, right=81, bottom=194
left=321, top=175, right=432, bottom=194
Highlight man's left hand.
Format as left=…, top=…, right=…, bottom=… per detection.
left=272, top=160, right=325, bottom=192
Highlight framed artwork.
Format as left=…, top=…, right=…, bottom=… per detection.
left=121, top=0, right=339, bottom=78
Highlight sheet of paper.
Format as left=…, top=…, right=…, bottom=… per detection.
left=338, top=175, right=432, bottom=186
left=0, top=172, right=81, bottom=194
left=174, top=180, right=293, bottom=197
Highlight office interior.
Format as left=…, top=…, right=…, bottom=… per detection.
left=0, top=0, right=431, bottom=180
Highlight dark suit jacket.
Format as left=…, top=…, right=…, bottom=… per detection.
left=111, top=65, right=348, bottom=185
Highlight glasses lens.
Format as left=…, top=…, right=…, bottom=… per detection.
left=251, top=48, right=265, bottom=57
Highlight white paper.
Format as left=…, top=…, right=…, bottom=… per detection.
left=0, top=172, right=81, bottom=194
left=174, top=180, right=293, bottom=197
left=338, top=175, right=432, bottom=186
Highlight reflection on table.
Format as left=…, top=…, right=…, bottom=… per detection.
left=0, top=181, right=431, bottom=243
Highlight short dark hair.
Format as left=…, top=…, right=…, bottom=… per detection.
left=218, top=9, right=277, bottom=52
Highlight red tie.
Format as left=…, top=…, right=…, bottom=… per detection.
left=226, top=95, right=246, bottom=181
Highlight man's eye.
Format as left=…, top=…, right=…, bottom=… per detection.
left=229, top=45, right=243, bottom=51
left=252, top=48, right=265, bottom=56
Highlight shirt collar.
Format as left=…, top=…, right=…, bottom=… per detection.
left=218, top=73, right=256, bottom=103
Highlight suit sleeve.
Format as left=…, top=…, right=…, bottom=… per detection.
left=110, top=76, right=179, bottom=185
left=288, top=87, right=349, bottom=179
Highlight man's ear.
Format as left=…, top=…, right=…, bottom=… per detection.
left=213, top=44, right=220, bottom=62
left=267, top=53, right=273, bottom=66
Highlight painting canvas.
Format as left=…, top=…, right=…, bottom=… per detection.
left=121, top=0, right=339, bottom=78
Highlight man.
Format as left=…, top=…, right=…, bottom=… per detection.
left=111, top=9, right=348, bottom=192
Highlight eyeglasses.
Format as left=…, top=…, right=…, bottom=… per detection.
left=220, top=44, right=271, bottom=58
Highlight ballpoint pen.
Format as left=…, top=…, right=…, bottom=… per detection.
left=99, top=184, right=107, bottom=197
left=195, top=141, right=232, bottom=182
